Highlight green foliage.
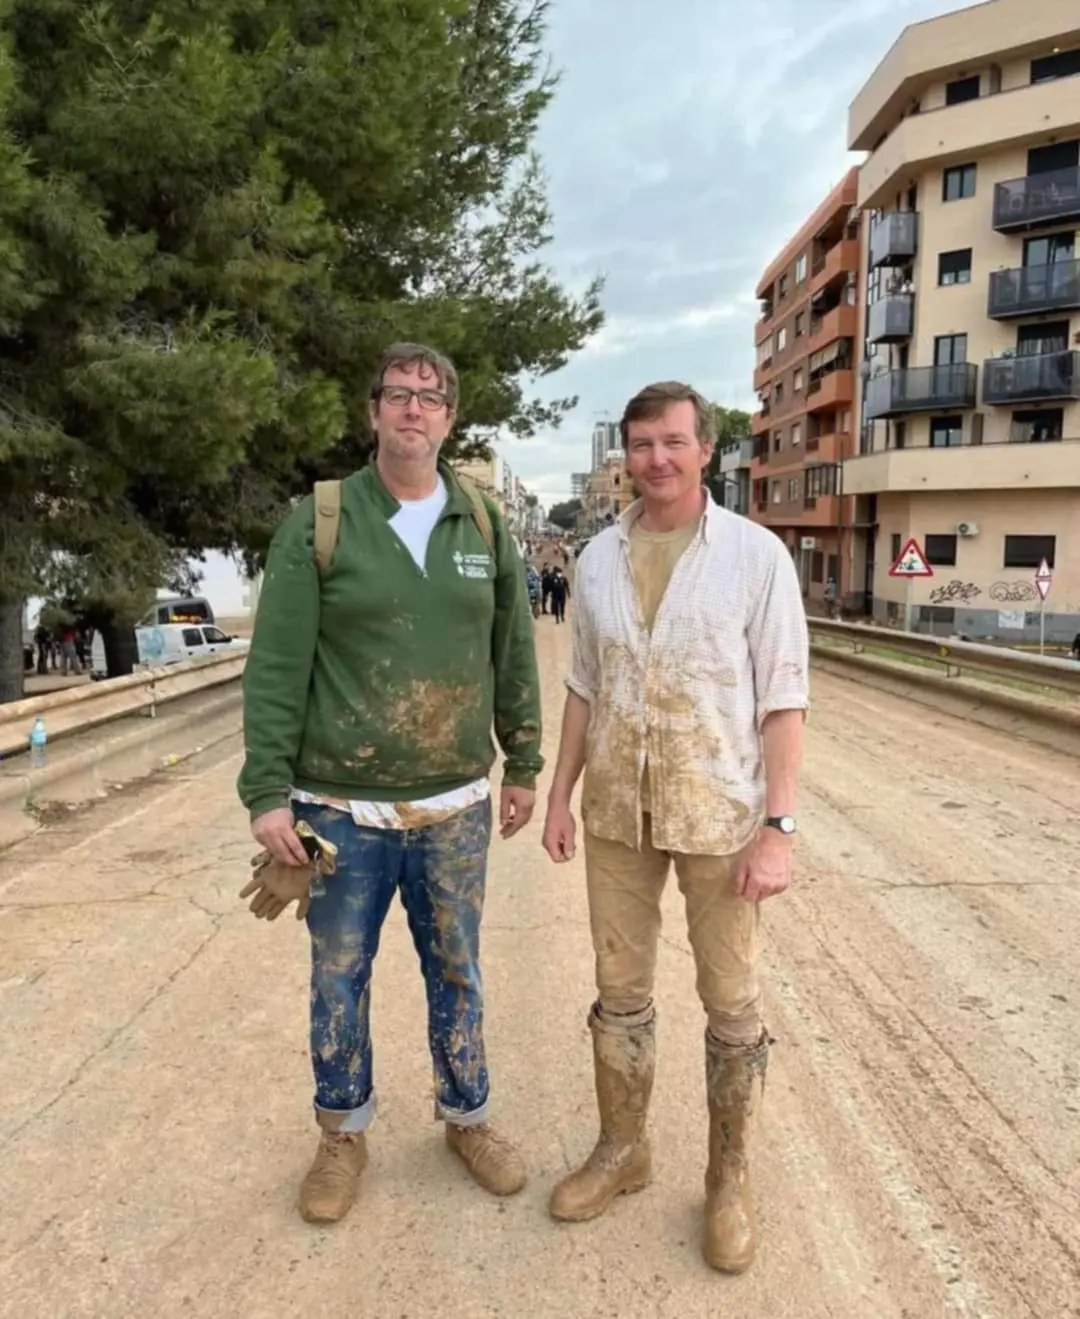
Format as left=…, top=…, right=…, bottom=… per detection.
left=548, top=498, right=581, bottom=530
left=0, top=0, right=602, bottom=692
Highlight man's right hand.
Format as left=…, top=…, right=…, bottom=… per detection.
left=542, top=801, right=577, bottom=863
left=251, top=806, right=311, bottom=866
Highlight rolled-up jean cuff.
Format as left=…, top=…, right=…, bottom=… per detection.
left=315, top=1090, right=377, bottom=1134
left=438, top=1096, right=491, bottom=1128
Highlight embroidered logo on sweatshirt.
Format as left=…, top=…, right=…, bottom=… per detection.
left=452, top=550, right=495, bottom=580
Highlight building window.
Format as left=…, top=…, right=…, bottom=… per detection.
left=891, top=533, right=902, bottom=562
left=778, top=274, right=789, bottom=298
left=1003, top=535, right=1055, bottom=569
left=934, top=333, right=967, bottom=366
left=793, top=369, right=804, bottom=392
left=1031, top=48, right=1080, bottom=83
left=924, top=534, right=958, bottom=566
left=771, top=481, right=782, bottom=505
left=773, top=429, right=783, bottom=452
left=776, top=326, right=787, bottom=353
left=805, top=464, right=838, bottom=497
left=788, top=477, right=799, bottom=500
left=945, top=74, right=980, bottom=105
left=795, top=253, right=808, bottom=283
left=938, top=249, right=972, bottom=286
left=1010, top=408, right=1064, bottom=443
left=943, top=164, right=976, bottom=201
left=930, top=416, right=963, bottom=447
left=791, top=421, right=802, bottom=445
left=795, top=311, right=806, bottom=337
left=919, top=605, right=956, bottom=625
left=775, top=381, right=784, bottom=403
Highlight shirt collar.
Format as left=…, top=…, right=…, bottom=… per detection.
left=616, top=486, right=720, bottom=545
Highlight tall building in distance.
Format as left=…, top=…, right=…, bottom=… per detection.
left=846, top=0, right=1080, bottom=640
left=591, top=419, right=620, bottom=471
left=751, top=170, right=861, bottom=610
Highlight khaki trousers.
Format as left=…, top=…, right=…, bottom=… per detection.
left=584, top=815, right=762, bottom=1047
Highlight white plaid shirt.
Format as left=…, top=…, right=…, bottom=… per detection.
left=567, top=495, right=810, bottom=856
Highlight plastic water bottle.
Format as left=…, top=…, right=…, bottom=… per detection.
left=29, top=717, right=47, bottom=769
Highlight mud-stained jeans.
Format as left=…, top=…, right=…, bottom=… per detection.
left=293, top=798, right=492, bottom=1134
left=584, top=814, right=762, bottom=1047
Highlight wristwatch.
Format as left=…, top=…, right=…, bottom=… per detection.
left=764, top=815, right=797, bottom=836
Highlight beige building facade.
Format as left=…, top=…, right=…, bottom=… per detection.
left=845, top=0, right=1080, bottom=641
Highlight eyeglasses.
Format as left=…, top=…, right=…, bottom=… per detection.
left=376, top=386, right=449, bottom=411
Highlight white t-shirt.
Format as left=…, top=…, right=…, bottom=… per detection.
left=388, top=478, right=448, bottom=573
left=291, top=475, right=490, bottom=829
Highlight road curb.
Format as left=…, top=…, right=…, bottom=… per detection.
left=811, top=648, right=1080, bottom=757
left=0, top=686, right=243, bottom=852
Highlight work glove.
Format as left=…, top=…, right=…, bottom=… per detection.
left=239, top=820, right=338, bottom=922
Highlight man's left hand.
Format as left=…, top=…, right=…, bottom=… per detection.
left=499, top=785, right=536, bottom=839
left=736, top=828, right=794, bottom=903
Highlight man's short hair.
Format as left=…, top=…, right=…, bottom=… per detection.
left=619, top=381, right=715, bottom=448
left=370, top=342, right=459, bottom=409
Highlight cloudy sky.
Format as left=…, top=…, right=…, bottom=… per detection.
left=502, top=0, right=964, bottom=506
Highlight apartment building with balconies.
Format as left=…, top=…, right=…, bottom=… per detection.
left=846, top=0, right=1080, bottom=641
left=751, top=169, right=860, bottom=609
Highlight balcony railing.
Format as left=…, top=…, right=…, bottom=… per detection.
left=863, top=363, right=977, bottom=420
left=982, top=349, right=1080, bottom=405
left=868, top=212, right=918, bottom=268
left=987, top=258, right=1080, bottom=318
left=993, top=165, right=1080, bottom=232
left=867, top=293, right=914, bottom=343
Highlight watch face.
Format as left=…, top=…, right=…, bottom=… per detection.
left=768, top=815, right=796, bottom=835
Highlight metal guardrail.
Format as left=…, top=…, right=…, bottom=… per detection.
left=0, top=651, right=246, bottom=759
left=808, top=618, right=1080, bottom=696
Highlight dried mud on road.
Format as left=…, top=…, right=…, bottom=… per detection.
left=0, top=619, right=1077, bottom=1319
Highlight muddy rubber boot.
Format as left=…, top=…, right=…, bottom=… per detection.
left=702, top=1031, right=769, bottom=1274
left=445, top=1122, right=527, bottom=1196
left=549, top=1002, right=655, bottom=1222
left=298, top=1132, right=368, bottom=1224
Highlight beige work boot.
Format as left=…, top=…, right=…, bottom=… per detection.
left=298, top=1131, right=368, bottom=1224
left=549, top=1003, right=655, bottom=1222
left=702, top=1031, right=769, bottom=1274
left=445, top=1122, right=527, bottom=1196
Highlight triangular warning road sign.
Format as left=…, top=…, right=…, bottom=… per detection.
left=888, top=536, right=934, bottom=578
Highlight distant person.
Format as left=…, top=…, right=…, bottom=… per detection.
left=540, top=565, right=553, bottom=615
left=1071, top=632, right=1080, bottom=661
left=542, top=380, right=809, bottom=1275
left=823, top=577, right=839, bottom=620
left=238, top=342, right=543, bottom=1225
left=549, top=566, right=570, bottom=624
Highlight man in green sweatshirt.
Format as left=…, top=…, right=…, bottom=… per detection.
left=237, top=342, right=543, bottom=1224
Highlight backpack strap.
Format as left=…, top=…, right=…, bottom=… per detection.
left=456, top=474, right=496, bottom=558
left=313, top=479, right=342, bottom=576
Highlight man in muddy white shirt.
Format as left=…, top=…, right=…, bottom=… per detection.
left=542, top=381, right=809, bottom=1274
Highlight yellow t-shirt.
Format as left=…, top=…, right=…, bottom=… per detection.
left=629, top=519, right=700, bottom=811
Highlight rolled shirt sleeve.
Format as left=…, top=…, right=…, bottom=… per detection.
left=747, top=542, right=811, bottom=729
left=565, top=559, right=599, bottom=703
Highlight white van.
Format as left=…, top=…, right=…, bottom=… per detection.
left=90, top=623, right=250, bottom=678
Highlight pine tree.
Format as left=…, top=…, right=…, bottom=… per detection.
left=0, top=0, right=602, bottom=697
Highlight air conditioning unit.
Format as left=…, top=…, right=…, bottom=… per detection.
left=957, top=522, right=979, bottom=537
left=800, top=536, right=817, bottom=550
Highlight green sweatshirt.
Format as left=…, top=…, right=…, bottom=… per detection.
left=237, top=460, right=543, bottom=819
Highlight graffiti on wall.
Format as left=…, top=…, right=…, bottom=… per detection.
left=928, top=579, right=982, bottom=605
left=989, top=580, right=1038, bottom=603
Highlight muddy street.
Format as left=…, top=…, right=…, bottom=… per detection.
left=0, top=617, right=1078, bottom=1319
